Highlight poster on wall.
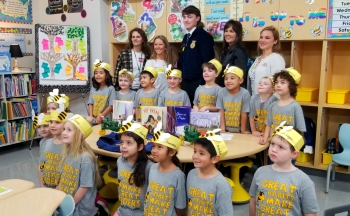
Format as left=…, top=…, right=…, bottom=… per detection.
left=47, top=0, right=63, bottom=14
left=205, top=8, right=229, bottom=41
left=170, top=0, right=194, bottom=13
left=0, top=33, right=26, bottom=53
left=138, top=12, right=158, bottom=41
left=327, top=0, right=350, bottom=38
left=0, top=0, right=33, bottom=24
left=0, top=52, right=12, bottom=72
left=141, top=0, right=166, bottom=18
left=66, top=0, right=84, bottom=13
left=35, top=24, right=91, bottom=93
left=167, top=13, right=186, bottom=41
left=110, top=0, right=135, bottom=42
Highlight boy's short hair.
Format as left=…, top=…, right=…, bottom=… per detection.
left=193, top=138, right=218, bottom=158
left=273, top=71, right=298, bottom=97
left=140, top=71, right=154, bottom=79
left=202, top=62, right=218, bottom=73
left=119, top=72, right=133, bottom=82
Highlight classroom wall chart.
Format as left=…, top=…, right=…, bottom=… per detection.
left=35, top=24, right=91, bottom=93
left=327, top=0, right=350, bottom=38
left=0, top=0, right=33, bottom=24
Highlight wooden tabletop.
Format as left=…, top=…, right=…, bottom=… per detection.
left=0, top=179, right=35, bottom=201
left=0, top=188, right=66, bottom=216
left=86, top=125, right=269, bottom=163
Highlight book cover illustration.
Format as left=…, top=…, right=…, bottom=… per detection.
left=141, top=106, right=166, bottom=134
left=166, top=106, right=191, bottom=136
left=190, top=112, right=220, bottom=133
left=0, top=52, right=11, bottom=72
left=113, top=100, right=133, bottom=121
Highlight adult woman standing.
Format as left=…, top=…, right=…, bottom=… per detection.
left=114, top=28, right=150, bottom=91
left=178, top=5, right=215, bottom=104
left=145, top=35, right=171, bottom=92
left=219, top=20, right=248, bottom=88
left=248, top=26, right=286, bottom=95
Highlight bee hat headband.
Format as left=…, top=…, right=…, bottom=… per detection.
left=68, top=114, right=93, bottom=137
left=209, top=59, right=223, bottom=74
left=151, top=123, right=181, bottom=151
left=47, top=89, right=70, bottom=109
left=165, top=64, right=182, bottom=78
left=119, top=115, right=148, bottom=140
left=50, top=102, right=73, bottom=122
left=272, top=121, right=304, bottom=151
left=93, top=59, right=111, bottom=74
left=143, top=66, right=158, bottom=80
left=32, top=110, right=50, bottom=128
left=118, top=69, right=135, bottom=81
left=285, top=68, right=301, bottom=84
left=199, top=129, right=228, bottom=159
left=222, top=65, right=243, bottom=78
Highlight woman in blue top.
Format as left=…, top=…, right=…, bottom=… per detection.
left=177, top=5, right=215, bottom=104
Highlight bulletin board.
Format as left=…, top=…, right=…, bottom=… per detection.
left=35, top=24, right=91, bottom=93
left=279, top=0, right=327, bottom=40
left=204, top=1, right=232, bottom=41
left=327, top=0, right=350, bottom=38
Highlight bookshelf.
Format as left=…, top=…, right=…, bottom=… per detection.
left=0, top=71, right=40, bottom=148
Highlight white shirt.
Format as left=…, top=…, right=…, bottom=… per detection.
left=145, top=59, right=168, bottom=92
left=131, top=50, right=144, bottom=89
left=186, top=27, right=196, bottom=35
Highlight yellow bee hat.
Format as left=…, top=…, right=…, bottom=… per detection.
left=32, top=110, right=50, bottom=128
left=222, top=65, right=243, bottom=78
left=93, top=59, right=112, bottom=76
left=209, top=59, right=223, bottom=74
left=49, top=103, right=73, bottom=122
left=143, top=66, right=158, bottom=80
left=166, top=64, right=182, bottom=78
left=68, top=114, right=93, bottom=138
left=285, top=68, right=301, bottom=84
left=151, top=123, right=181, bottom=151
left=199, top=129, right=228, bottom=159
left=118, top=69, right=135, bottom=81
left=119, top=115, right=148, bottom=140
left=272, top=121, right=304, bottom=151
left=47, top=89, right=70, bottom=109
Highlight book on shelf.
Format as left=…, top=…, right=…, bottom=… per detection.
left=0, top=126, right=7, bottom=144
left=6, top=98, right=33, bottom=120
left=166, top=106, right=191, bottom=136
left=4, top=74, right=36, bottom=97
left=190, top=112, right=220, bottom=132
left=7, top=118, right=36, bottom=143
left=112, top=100, right=133, bottom=121
left=140, top=106, right=166, bottom=134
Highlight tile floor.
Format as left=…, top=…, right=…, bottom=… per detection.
left=1, top=142, right=350, bottom=215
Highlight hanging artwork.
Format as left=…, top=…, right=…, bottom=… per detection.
left=65, top=0, right=84, bottom=13
left=35, top=24, right=91, bottom=93
left=47, top=0, right=63, bottom=14
left=110, top=0, right=133, bottom=42
left=170, top=0, right=194, bottom=13
left=141, top=0, right=166, bottom=18
left=0, top=0, right=33, bottom=24
left=138, top=12, right=157, bottom=41
left=167, top=13, right=186, bottom=41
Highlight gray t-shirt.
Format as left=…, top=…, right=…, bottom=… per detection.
left=187, top=169, right=233, bottom=216
left=134, top=88, right=160, bottom=108
left=249, top=165, right=319, bottom=216
left=39, top=138, right=63, bottom=188
left=115, top=90, right=136, bottom=102
left=87, top=85, right=115, bottom=120
left=216, top=87, right=250, bottom=133
left=249, top=94, right=278, bottom=132
left=59, top=152, right=97, bottom=216
left=117, top=157, right=154, bottom=216
left=158, top=89, right=191, bottom=107
left=266, top=100, right=306, bottom=133
left=193, top=85, right=222, bottom=108
left=39, top=138, right=48, bottom=156
left=144, top=163, right=186, bottom=216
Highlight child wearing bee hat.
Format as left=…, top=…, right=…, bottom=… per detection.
left=216, top=65, right=251, bottom=134
left=115, top=69, right=136, bottom=101
left=46, top=89, right=70, bottom=113
left=58, top=114, right=102, bottom=216
left=260, top=68, right=305, bottom=145
left=193, top=59, right=222, bottom=111
left=143, top=124, right=187, bottom=216
left=186, top=130, right=233, bottom=216
left=115, top=119, right=154, bottom=216
left=134, top=66, right=160, bottom=121
left=87, top=59, right=116, bottom=124
left=157, top=65, right=191, bottom=107
left=250, top=121, right=319, bottom=216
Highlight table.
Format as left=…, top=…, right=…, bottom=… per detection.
left=0, top=188, right=66, bottom=216
left=0, top=179, right=35, bottom=201
left=86, top=125, right=269, bottom=162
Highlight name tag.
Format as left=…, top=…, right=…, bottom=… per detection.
left=138, top=57, right=144, bottom=62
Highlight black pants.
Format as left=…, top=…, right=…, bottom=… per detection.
left=181, top=79, right=201, bottom=106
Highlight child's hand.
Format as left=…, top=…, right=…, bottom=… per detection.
left=199, top=106, right=208, bottom=112
left=96, top=115, right=103, bottom=124
left=241, top=130, right=251, bottom=134
left=252, top=131, right=262, bottom=137
left=259, top=137, right=267, bottom=145
left=193, top=106, right=199, bottom=112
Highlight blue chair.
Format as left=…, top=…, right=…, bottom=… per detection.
left=323, top=203, right=350, bottom=216
left=325, top=123, right=350, bottom=193
left=58, top=194, right=75, bottom=216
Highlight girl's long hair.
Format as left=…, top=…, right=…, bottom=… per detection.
left=222, top=20, right=244, bottom=55
left=167, top=147, right=181, bottom=168
left=92, top=68, right=113, bottom=90
left=121, top=131, right=149, bottom=187
left=128, top=28, right=151, bottom=58
left=150, top=35, right=171, bottom=64
left=60, top=122, right=102, bottom=188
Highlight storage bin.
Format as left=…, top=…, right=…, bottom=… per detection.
left=296, top=88, right=319, bottom=102
left=322, top=149, right=333, bottom=165
left=326, top=89, right=350, bottom=105
left=296, top=152, right=313, bottom=163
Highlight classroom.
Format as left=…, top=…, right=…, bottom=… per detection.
left=1, top=0, right=350, bottom=215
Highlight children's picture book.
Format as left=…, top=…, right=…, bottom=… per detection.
left=141, top=106, right=166, bottom=134
left=190, top=112, right=220, bottom=133
left=113, top=100, right=133, bottom=121
left=0, top=52, right=11, bottom=72
left=166, top=106, right=191, bottom=136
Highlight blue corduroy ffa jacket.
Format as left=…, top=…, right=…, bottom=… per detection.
left=178, top=27, right=215, bottom=82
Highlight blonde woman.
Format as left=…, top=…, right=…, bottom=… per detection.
left=145, top=35, right=171, bottom=92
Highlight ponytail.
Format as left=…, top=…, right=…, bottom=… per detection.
left=171, top=153, right=181, bottom=168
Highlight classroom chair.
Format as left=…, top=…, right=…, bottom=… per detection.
left=58, top=194, right=75, bottom=216
left=325, top=123, right=350, bottom=193
left=98, top=156, right=117, bottom=169
left=98, top=168, right=119, bottom=199
left=323, top=203, right=350, bottom=216
left=222, top=158, right=253, bottom=203
left=224, top=177, right=235, bottom=201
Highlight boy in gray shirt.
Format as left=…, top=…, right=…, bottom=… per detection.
left=216, top=66, right=250, bottom=133
left=249, top=122, right=319, bottom=216
left=116, top=90, right=135, bottom=101
left=187, top=134, right=233, bottom=216
left=116, top=69, right=136, bottom=101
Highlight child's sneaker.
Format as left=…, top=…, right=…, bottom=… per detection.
left=95, top=200, right=109, bottom=216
